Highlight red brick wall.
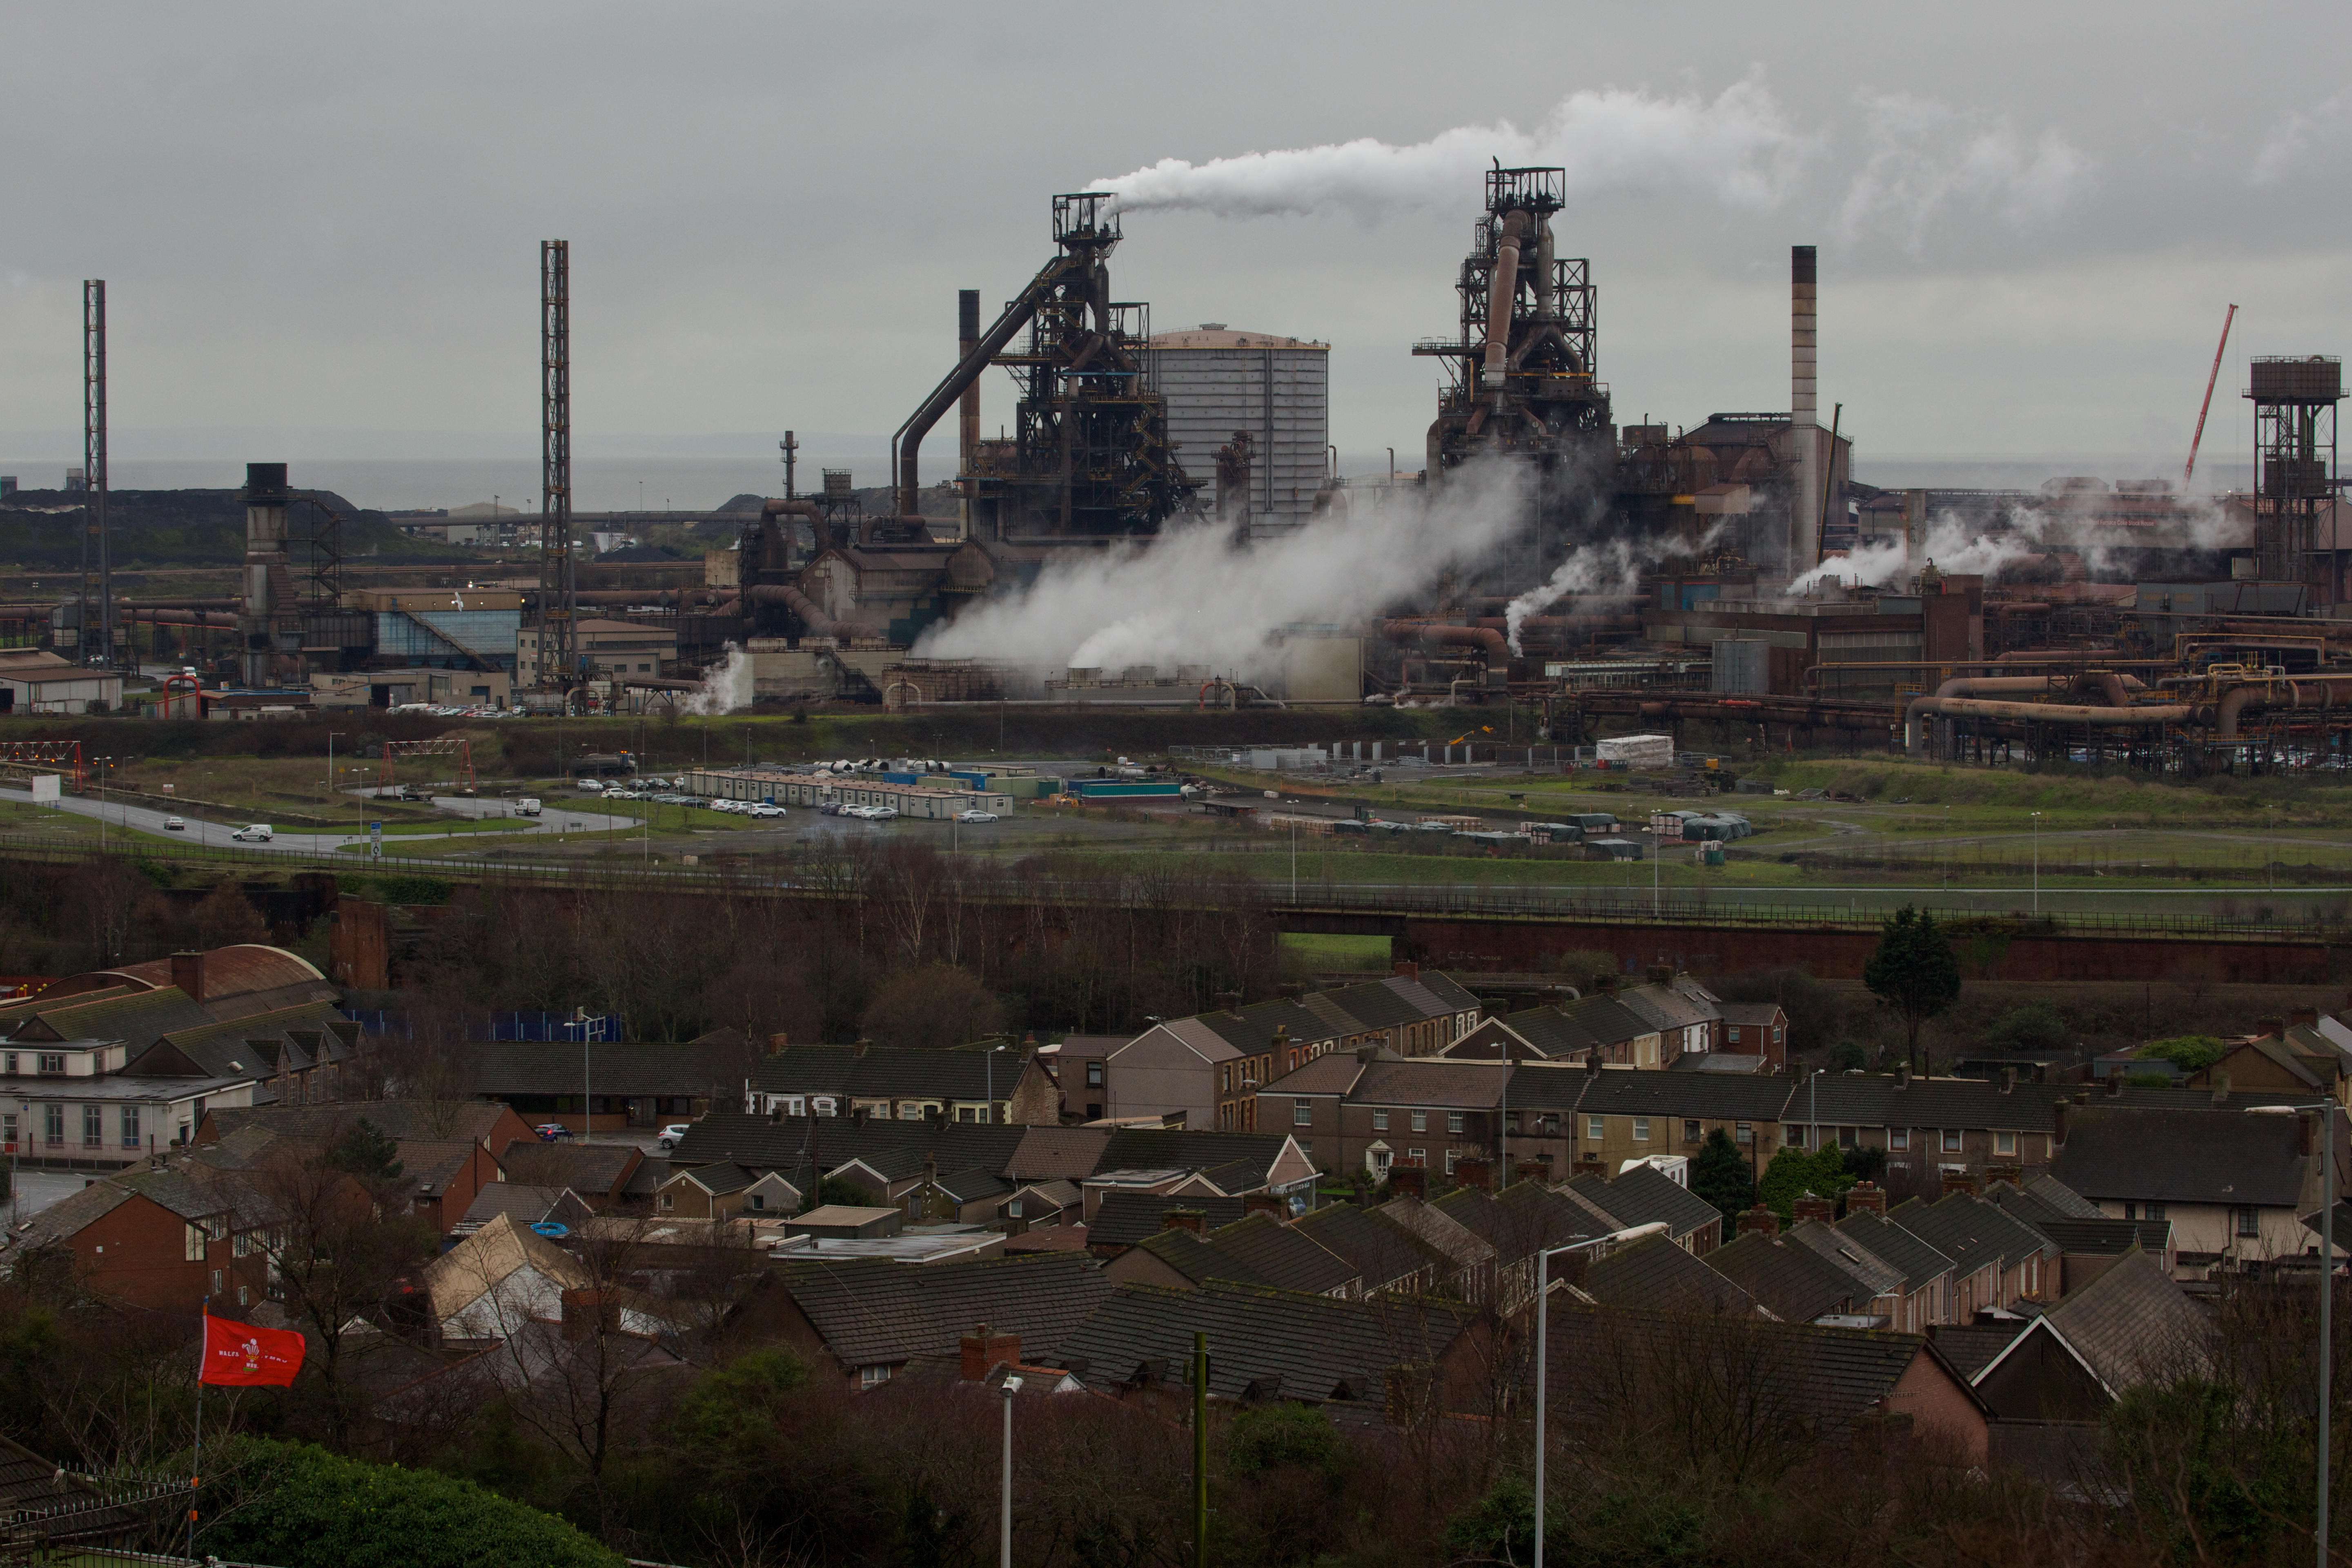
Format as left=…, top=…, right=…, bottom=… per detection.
left=1889, top=1348, right=1989, bottom=1466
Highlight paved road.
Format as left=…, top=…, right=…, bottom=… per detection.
left=0, top=787, right=636, bottom=853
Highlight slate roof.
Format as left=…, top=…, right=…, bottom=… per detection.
left=1928, top=1323, right=2025, bottom=1381
left=1717, top=1002, right=1786, bottom=1027
left=203, top=1100, right=521, bottom=1152
left=1784, top=1220, right=1907, bottom=1300
left=2027, top=1249, right=2211, bottom=1395
left=1572, top=1069, right=1798, bottom=1122
left=1259, top=1054, right=1366, bottom=1098
left=1566, top=1165, right=1723, bottom=1243
left=4, top=1179, right=140, bottom=1253
left=1991, top=1174, right=2106, bottom=1224
left=477, top=1041, right=751, bottom=1097
left=1094, top=1129, right=1301, bottom=1190
left=780, top=1252, right=1109, bottom=1371
left=1888, top=1193, right=2053, bottom=1281
left=400, top=1140, right=483, bottom=1200
left=453, top=1183, right=583, bottom=1236
left=667, top=1112, right=1029, bottom=1180
left=136, top=1000, right=353, bottom=1078
left=1346, top=1059, right=1511, bottom=1110
left=498, top=1139, right=642, bottom=1198
left=1558, top=994, right=1659, bottom=1047
left=1506, top=1063, right=1591, bottom=1110
left=1192, top=1000, right=1344, bottom=1057
left=1433, top=1183, right=1601, bottom=1267
left=1373, top=1196, right=1496, bottom=1271
left=1578, top=1232, right=1755, bottom=1315
left=1703, top=1232, right=1858, bottom=1322
left=1088, top=1191, right=1248, bottom=1250
left=1057, top=1282, right=1474, bottom=1403
left=1292, top=1202, right=1454, bottom=1294
left=1834, top=1210, right=1956, bottom=1291
left=1483, top=1006, right=1605, bottom=1060
left=3, top=987, right=216, bottom=1050
left=2050, top=1107, right=2313, bottom=1208
left=676, top=1163, right=754, bottom=1196
left=1004, top=1126, right=1114, bottom=1181
left=2032, top=1218, right=2172, bottom=1256
left=1544, top=1303, right=1978, bottom=1443
left=1203, top=1213, right=1359, bottom=1296
left=932, top=1167, right=1011, bottom=1203
left=1413, top=972, right=1481, bottom=1013
left=1119, top=1225, right=1276, bottom=1289
left=747, top=1044, right=1041, bottom=1101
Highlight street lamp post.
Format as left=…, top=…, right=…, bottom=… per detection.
left=2030, top=810, right=2042, bottom=915
left=1000, top=1375, right=1022, bottom=1568
left=2318, top=1098, right=2335, bottom=1568
left=1532, top=1238, right=1592, bottom=1568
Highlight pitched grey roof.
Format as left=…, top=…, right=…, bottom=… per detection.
left=1433, top=1183, right=1602, bottom=1267
left=1703, top=1232, right=1858, bottom=1322
left=1579, top=1233, right=1756, bottom=1316
left=667, top=1111, right=1028, bottom=1180
left=1345, top=1059, right=1511, bottom=1110
left=747, top=1043, right=1037, bottom=1102
left=1191, top=999, right=1343, bottom=1057
left=1889, top=1193, right=2054, bottom=1279
left=1204, top=1213, right=1358, bottom=1296
left=1544, top=1303, right=1979, bottom=1443
left=1567, top=1165, right=1723, bottom=1243
left=1058, top=1282, right=1474, bottom=1402
left=2050, top=1107, right=2313, bottom=1208
left=780, top=1252, right=1109, bottom=1370
left=1573, top=1069, right=1799, bottom=1122
left=1928, top=1322, right=2025, bottom=1381
left=204, top=1100, right=520, bottom=1152
left=1004, top=1127, right=1115, bottom=1181
left=1784, top=1220, right=1907, bottom=1300
left=1118, top=1226, right=1277, bottom=1289
left=1834, top=1210, right=1956, bottom=1291
left=498, top=1139, right=642, bottom=1198
left=474, top=1041, right=751, bottom=1097
left=2034, top=1250, right=2211, bottom=1394
left=1094, top=1130, right=1298, bottom=1190
left=1088, top=1192, right=1247, bottom=1250
left=1291, top=1202, right=1453, bottom=1295
left=454, top=1182, right=577, bottom=1235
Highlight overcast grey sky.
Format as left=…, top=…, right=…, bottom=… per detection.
left=4, top=2, right=2348, bottom=489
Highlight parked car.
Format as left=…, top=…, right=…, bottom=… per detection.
left=164, top=816, right=186, bottom=831
left=656, top=1123, right=693, bottom=1149
left=576, top=779, right=604, bottom=793
left=230, top=824, right=274, bottom=842
left=954, top=809, right=998, bottom=823
left=866, top=806, right=899, bottom=821
left=532, top=1123, right=574, bottom=1142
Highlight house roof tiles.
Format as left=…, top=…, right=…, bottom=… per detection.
left=1058, top=1281, right=1473, bottom=1402
left=2050, top=1106, right=2314, bottom=1209
left=1703, top=1231, right=1858, bottom=1322
left=1089, top=1192, right=1247, bottom=1250
left=1578, top=1233, right=1755, bottom=1316
left=781, top=1251, right=1109, bottom=1371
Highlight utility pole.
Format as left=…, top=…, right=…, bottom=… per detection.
left=1192, top=1331, right=1209, bottom=1568
left=83, top=281, right=112, bottom=672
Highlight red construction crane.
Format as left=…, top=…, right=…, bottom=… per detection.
left=2184, top=303, right=2238, bottom=489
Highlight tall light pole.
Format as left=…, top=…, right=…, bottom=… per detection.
left=2030, top=811, right=2042, bottom=916
left=2319, top=1098, right=2335, bottom=1568
left=1000, top=1374, right=1022, bottom=1568
left=1532, top=1238, right=1592, bottom=1568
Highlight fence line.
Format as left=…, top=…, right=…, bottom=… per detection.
left=0, top=833, right=2340, bottom=942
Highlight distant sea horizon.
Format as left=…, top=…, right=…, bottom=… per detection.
left=0, top=452, right=2260, bottom=514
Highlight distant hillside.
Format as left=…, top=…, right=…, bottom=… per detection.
left=0, top=488, right=468, bottom=568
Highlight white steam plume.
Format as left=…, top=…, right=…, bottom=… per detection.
left=1100, top=80, right=1809, bottom=220
left=915, top=460, right=1534, bottom=676
left=681, top=643, right=753, bottom=716
left=2253, top=88, right=2352, bottom=185
left=1786, top=513, right=2041, bottom=595
left=1832, top=94, right=2093, bottom=251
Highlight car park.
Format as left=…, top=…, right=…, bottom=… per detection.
left=165, top=816, right=186, bottom=831
left=954, top=809, right=998, bottom=823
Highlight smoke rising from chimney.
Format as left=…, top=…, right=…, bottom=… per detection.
left=1100, top=81, right=1808, bottom=220
left=915, top=459, right=1536, bottom=677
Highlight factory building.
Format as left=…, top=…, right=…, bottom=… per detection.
left=1143, top=327, right=1330, bottom=541
left=518, top=618, right=676, bottom=685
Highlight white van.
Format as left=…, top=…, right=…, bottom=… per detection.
left=515, top=798, right=542, bottom=818
left=230, top=824, right=274, bottom=842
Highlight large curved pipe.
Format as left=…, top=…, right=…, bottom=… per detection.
left=894, top=253, right=1080, bottom=515
left=1904, top=677, right=2060, bottom=754
left=1482, top=211, right=1529, bottom=388
left=1915, top=698, right=2194, bottom=727
left=1382, top=620, right=1508, bottom=660
left=748, top=583, right=884, bottom=643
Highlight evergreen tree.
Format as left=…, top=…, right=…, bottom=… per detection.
left=1690, top=1127, right=1754, bottom=1222
left=1862, top=905, right=1962, bottom=1075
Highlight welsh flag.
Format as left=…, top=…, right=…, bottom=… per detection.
left=199, top=1313, right=305, bottom=1387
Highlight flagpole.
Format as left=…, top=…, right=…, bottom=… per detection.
left=191, top=1300, right=207, bottom=1562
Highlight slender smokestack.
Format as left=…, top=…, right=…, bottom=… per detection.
left=1791, top=245, right=1818, bottom=573
left=240, top=462, right=290, bottom=687
left=957, top=289, right=980, bottom=541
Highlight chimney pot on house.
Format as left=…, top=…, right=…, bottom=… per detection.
left=1586, top=1052, right=1602, bottom=1077
left=1942, top=1169, right=1980, bottom=1197
left=1896, top=1062, right=1910, bottom=1089
left=1243, top=1192, right=1287, bottom=1222
left=560, top=1287, right=619, bottom=1343
left=2257, top=1018, right=2283, bottom=1039
left=1392, top=960, right=1419, bottom=981
left=2053, top=1099, right=2072, bottom=1147
left=1216, top=992, right=1242, bottom=1017
left=1355, top=1044, right=1381, bottom=1064
left=1792, top=1191, right=1835, bottom=1225
left=1646, top=964, right=1673, bottom=984
left=2000, top=1067, right=2016, bottom=1094
left=960, top=1323, right=1021, bottom=1382
left=170, top=950, right=207, bottom=1005
left=1455, top=1158, right=1492, bottom=1193
left=1574, top=1153, right=1605, bottom=1178
left=1846, top=1181, right=1887, bottom=1215
left=1162, top=1207, right=1206, bottom=1234
left=1387, top=1164, right=1426, bottom=1198
left=2292, top=1006, right=2320, bottom=1029
left=1515, top=1158, right=1553, bottom=1185
left=853, top=1038, right=871, bottom=1059
left=2106, top=1072, right=2123, bottom=1097
left=2211, top=1071, right=2231, bottom=1105
left=766, top=1032, right=790, bottom=1054
left=1736, top=1204, right=1780, bottom=1238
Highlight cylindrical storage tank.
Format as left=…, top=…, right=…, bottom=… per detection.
left=1141, top=327, right=1330, bottom=543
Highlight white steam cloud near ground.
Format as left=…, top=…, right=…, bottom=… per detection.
left=681, top=643, right=753, bottom=715
left=916, top=460, right=1536, bottom=677
left=1098, top=79, right=2089, bottom=241
left=1499, top=521, right=1730, bottom=655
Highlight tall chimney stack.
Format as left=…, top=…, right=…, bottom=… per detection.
left=957, top=289, right=981, bottom=541
left=1790, top=245, right=1818, bottom=574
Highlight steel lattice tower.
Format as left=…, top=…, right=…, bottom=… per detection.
left=2248, top=356, right=2341, bottom=599
left=539, top=241, right=574, bottom=689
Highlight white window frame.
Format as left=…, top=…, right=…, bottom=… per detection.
left=1292, top=1099, right=1313, bottom=1127
left=1587, top=1116, right=1605, bottom=1141
left=1633, top=1117, right=1650, bottom=1143
left=1891, top=1127, right=1909, bottom=1151
left=1411, top=1110, right=1428, bottom=1133
left=1372, top=1109, right=1389, bottom=1132
left=1994, top=1130, right=2017, bottom=1156
left=1941, top=1129, right=1962, bottom=1153
left=1446, top=1112, right=1465, bottom=1135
